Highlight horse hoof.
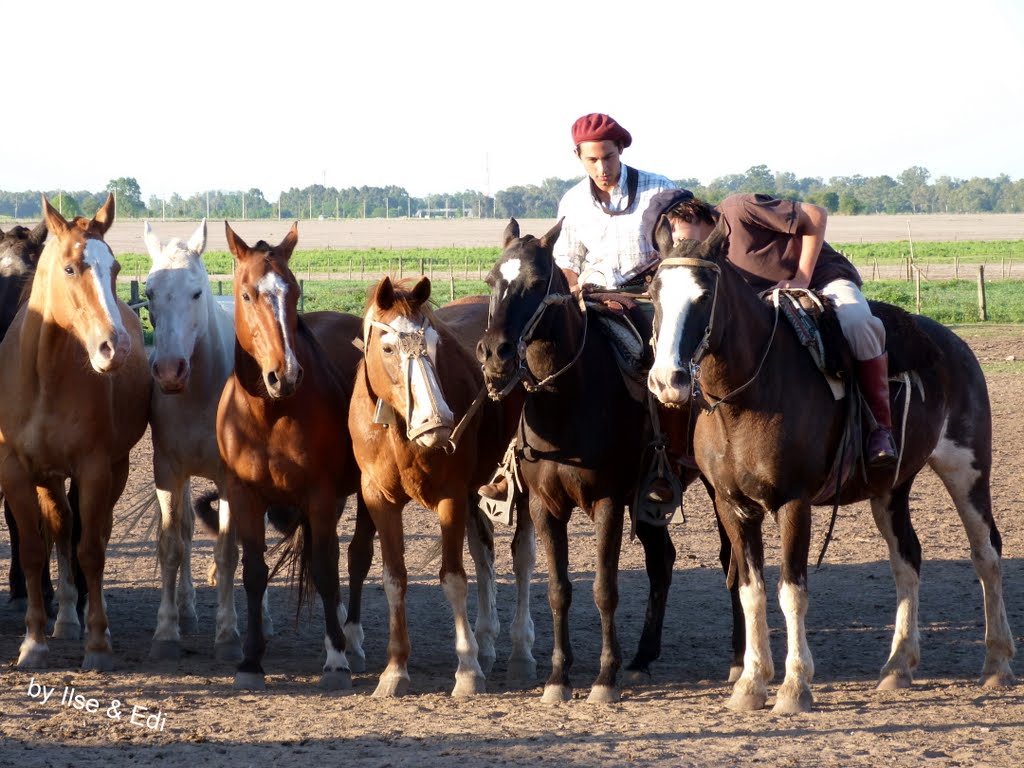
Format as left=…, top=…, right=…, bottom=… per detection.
left=17, top=647, right=48, bottom=669
left=727, top=688, right=768, bottom=711
left=320, top=669, right=353, bottom=691
left=728, top=664, right=744, bottom=683
left=81, top=652, right=115, bottom=672
left=541, top=684, right=571, bottom=704
left=452, top=673, right=486, bottom=698
left=478, top=652, right=496, bottom=676
left=506, top=656, right=537, bottom=686
left=624, top=667, right=652, bottom=686
left=346, top=651, right=366, bottom=674
left=178, top=614, right=200, bottom=635
left=587, top=685, right=621, bottom=704
left=877, top=671, right=912, bottom=691
left=150, top=639, right=183, bottom=660
left=52, top=621, right=81, bottom=640
left=772, top=688, right=814, bottom=715
left=215, top=640, right=244, bottom=663
left=980, top=669, right=1015, bottom=689
left=372, top=675, right=410, bottom=698
left=233, top=671, right=266, bottom=691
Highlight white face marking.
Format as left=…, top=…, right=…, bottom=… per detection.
left=83, top=239, right=127, bottom=336
left=499, top=258, right=522, bottom=301
left=256, top=271, right=298, bottom=376
left=653, top=268, right=707, bottom=370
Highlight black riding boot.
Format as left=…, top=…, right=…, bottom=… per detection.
left=856, top=352, right=898, bottom=470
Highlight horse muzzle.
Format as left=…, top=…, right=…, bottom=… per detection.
left=152, top=357, right=191, bottom=394
left=264, top=364, right=303, bottom=399
left=648, top=366, right=691, bottom=405
left=89, top=330, right=132, bottom=373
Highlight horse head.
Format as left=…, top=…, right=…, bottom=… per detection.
left=0, top=220, right=46, bottom=279
left=225, top=221, right=302, bottom=399
left=144, top=219, right=211, bottom=393
left=647, top=218, right=730, bottom=405
left=38, top=193, right=132, bottom=373
left=364, top=275, right=456, bottom=450
left=475, top=217, right=565, bottom=398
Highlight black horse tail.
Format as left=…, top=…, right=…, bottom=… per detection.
left=193, top=492, right=299, bottom=536
left=268, top=515, right=316, bottom=623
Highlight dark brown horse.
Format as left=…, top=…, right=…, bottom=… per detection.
left=348, top=278, right=534, bottom=696
left=647, top=222, right=1016, bottom=713
left=217, top=221, right=373, bottom=690
left=474, top=218, right=722, bottom=703
left=0, top=194, right=151, bottom=670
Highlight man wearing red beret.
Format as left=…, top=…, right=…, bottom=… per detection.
left=554, top=113, right=677, bottom=289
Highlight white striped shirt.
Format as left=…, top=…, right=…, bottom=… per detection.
left=553, top=165, right=677, bottom=288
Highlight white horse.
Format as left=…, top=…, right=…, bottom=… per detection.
left=144, top=220, right=270, bottom=660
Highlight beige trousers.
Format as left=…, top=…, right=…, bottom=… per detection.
left=819, top=279, right=885, bottom=361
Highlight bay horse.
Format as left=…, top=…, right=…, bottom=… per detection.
left=0, top=194, right=151, bottom=670
left=348, top=277, right=535, bottom=697
left=646, top=221, right=1016, bottom=713
left=218, top=221, right=373, bottom=690
left=475, top=218, right=726, bottom=703
left=144, top=219, right=273, bottom=661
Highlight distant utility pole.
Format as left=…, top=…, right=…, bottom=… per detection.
left=386, top=197, right=389, bottom=219
left=206, top=191, right=210, bottom=219
left=309, top=193, right=312, bottom=220
left=407, top=196, right=411, bottom=217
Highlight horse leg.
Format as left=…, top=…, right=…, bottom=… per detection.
left=366, top=488, right=411, bottom=698
left=75, top=459, right=116, bottom=671
left=587, top=498, right=624, bottom=703
left=928, top=438, right=1016, bottom=687
left=41, top=485, right=79, bottom=641
left=438, top=496, right=486, bottom=697
left=465, top=504, right=498, bottom=675
left=506, top=497, right=537, bottom=685
left=2, top=466, right=49, bottom=667
left=176, top=479, right=199, bottom=634
left=870, top=479, right=921, bottom=690
left=210, top=496, right=242, bottom=661
left=626, top=518, right=675, bottom=680
left=773, top=500, right=814, bottom=714
left=344, top=493, right=375, bottom=674
left=307, top=491, right=352, bottom=692
left=534, top=501, right=574, bottom=704
left=716, top=510, right=746, bottom=682
left=720, top=505, right=773, bottom=711
left=151, top=463, right=188, bottom=658
left=231, top=488, right=269, bottom=690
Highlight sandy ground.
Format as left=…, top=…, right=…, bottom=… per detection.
left=94, top=213, right=1024, bottom=255
left=0, top=324, right=1022, bottom=767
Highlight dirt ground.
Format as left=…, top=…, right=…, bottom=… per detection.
left=1, top=339, right=1023, bottom=765
left=96, top=213, right=1024, bottom=255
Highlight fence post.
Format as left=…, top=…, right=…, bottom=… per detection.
left=977, top=265, right=987, bottom=321
left=299, top=279, right=305, bottom=313
left=954, top=256, right=959, bottom=280
left=914, top=267, right=921, bottom=314
left=218, top=280, right=223, bottom=295
left=450, top=273, right=456, bottom=302
left=130, top=280, right=141, bottom=318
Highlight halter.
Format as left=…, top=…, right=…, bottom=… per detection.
left=485, top=261, right=589, bottom=398
left=654, top=256, right=780, bottom=414
left=364, top=310, right=486, bottom=454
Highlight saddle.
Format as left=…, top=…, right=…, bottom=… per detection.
left=583, top=290, right=654, bottom=402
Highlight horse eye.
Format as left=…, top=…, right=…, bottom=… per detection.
left=242, top=293, right=251, bottom=303
left=192, top=291, right=201, bottom=300
left=64, top=265, right=75, bottom=276
left=381, top=344, right=395, bottom=356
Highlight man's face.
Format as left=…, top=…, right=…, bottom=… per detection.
left=669, top=215, right=712, bottom=244
left=576, top=140, right=622, bottom=193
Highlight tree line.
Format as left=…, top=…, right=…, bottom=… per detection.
left=1, top=166, right=1022, bottom=222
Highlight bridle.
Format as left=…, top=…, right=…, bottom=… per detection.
left=363, top=310, right=485, bottom=453
left=485, top=260, right=589, bottom=399
left=653, top=256, right=780, bottom=414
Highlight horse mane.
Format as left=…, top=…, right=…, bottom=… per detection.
left=296, top=314, right=354, bottom=399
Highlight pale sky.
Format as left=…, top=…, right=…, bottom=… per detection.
left=5, top=0, right=1022, bottom=201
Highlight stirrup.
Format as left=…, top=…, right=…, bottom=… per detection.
left=478, top=443, right=519, bottom=526
left=632, top=445, right=683, bottom=534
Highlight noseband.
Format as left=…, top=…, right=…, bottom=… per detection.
left=654, top=256, right=780, bottom=413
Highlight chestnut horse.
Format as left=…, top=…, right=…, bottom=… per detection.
left=0, top=194, right=151, bottom=670
left=475, top=219, right=725, bottom=703
left=217, top=221, right=373, bottom=690
left=348, top=277, right=535, bottom=697
left=144, top=219, right=273, bottom=661
left=647, top=222, right=1016, bottom=713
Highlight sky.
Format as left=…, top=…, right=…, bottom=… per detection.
left=4, top=0, right=1023, bottom=202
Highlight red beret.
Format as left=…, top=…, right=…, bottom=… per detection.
left=571, top=113, right=632, bottom=149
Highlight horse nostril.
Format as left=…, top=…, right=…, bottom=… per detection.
left=496, top=342, right=515, bottom=362
left=99, top=341, right=115, bottom=361
left=266, top=371, right=279, bottom=388
left=475, top=340, right=489, bottom=364
left=176, top=360, right=187, bottom=379
left=295, top=366, right=304, bottom=387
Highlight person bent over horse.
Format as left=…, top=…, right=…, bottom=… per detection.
left=479, top=112, right=678, bottom=502
left=644, top=190, right=898, bottom=469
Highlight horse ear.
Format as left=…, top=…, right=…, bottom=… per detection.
left=502, top=218, right=520, bottom=248
left=29, top=220, right=48, bottom=248
left=42, top=195, right=70, bottom=239
left=374, top=276, right=396, bottom=311
left=187, top=219, right=207, bottom=255
left=539, top=217, right=564, bottom=250
left=653, top=214, right=675, bottom=259
left=275, top=222, right=299, bottom=260
left=143, top=221, right=163, bottom=260
left=701, top=215, right=731, bottom=260
left=224, top=221, right=249, bottom=260
left=410, top=276, right=431, bottom=305
left=92, top=193, right=115, bottom=235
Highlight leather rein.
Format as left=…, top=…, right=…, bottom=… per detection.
left=654, top=256, right=781, bottom=414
